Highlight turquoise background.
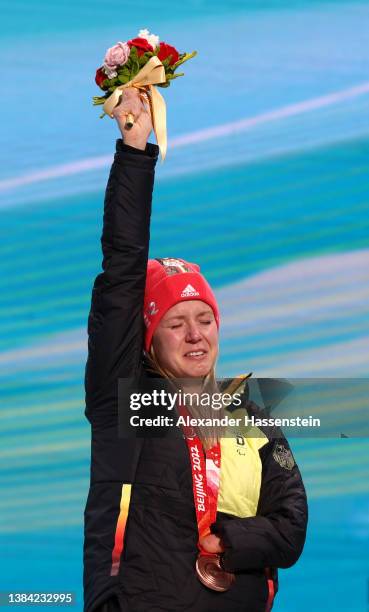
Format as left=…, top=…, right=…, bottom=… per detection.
left=1, top=1, right=369, bottom=610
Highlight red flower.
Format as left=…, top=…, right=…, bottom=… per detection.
left=128, top=37, right=154, bottom=57
left=157, top=42, right=179, bottom=66
left=95, top=67, right=108, bottom=89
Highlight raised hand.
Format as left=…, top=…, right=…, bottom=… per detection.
left=113, top=87, right=153, bottom=151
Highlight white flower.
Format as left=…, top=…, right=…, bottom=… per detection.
left=138, top=28, right=160, bottom=49
left=103, top=65, right=118, bottom=79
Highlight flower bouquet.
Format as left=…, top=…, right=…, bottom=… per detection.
left=93, top=29, right=197, bottom=159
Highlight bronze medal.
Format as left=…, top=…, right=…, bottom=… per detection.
left=196, top=553, right=235, bottom=592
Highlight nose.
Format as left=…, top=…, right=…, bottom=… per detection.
left=185, top=321, right=202, bottom=343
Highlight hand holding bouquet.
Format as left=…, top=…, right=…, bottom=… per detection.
left=112, top=88, right=153, bottom=151
left=93, top=29, right=197, bottom=159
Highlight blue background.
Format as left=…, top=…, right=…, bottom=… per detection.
left=1, top=1, right=369, bottom=610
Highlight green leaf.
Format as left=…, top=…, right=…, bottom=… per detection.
left=172, top=50, right=197, bottom=71
left=166, top=72, right=184, bottom=81
left=117, top=74, right=129, bottom=84
left=118, top=66, right=130, bottom=77
left=130, top=58, right=140, bottom=77
left=139, top=51, right=154, bottom=66
left=92, top=97, right=107, bottom=106
left=104, top=77, right=118, bottom=87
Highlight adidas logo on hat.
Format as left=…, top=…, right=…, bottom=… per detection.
left=181, top=284, right=200, bottom=298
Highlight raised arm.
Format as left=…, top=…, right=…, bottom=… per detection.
left=84, top=90, right=159, bottom=424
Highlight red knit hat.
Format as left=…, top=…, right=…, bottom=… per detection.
left=143, top=258, right=220, bottom=352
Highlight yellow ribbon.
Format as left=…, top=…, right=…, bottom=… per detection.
left=103, top=56, right=167, bottom=160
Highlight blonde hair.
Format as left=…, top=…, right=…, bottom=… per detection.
left=146, top=345, right=224, bottom=450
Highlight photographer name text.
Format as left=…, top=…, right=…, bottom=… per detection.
left=129, top=414, right=321, bottom=428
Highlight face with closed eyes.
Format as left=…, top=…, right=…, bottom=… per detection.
left=151, top=300, right=219, bottom=379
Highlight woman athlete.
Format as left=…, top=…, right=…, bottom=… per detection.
left=83, top=89, right=308, bottom=612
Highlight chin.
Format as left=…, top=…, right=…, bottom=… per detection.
left=183, top=362, right=213, bottom=379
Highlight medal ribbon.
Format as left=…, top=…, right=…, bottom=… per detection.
left=178, top=405, right=221, bottom=555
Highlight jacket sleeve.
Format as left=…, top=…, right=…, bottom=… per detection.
left=84, top=139, right=159, bottom=425
left=211, top=435, right=308, bottom=571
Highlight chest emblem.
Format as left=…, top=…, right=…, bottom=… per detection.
left=272, top=444, right=295, bottom=471
left=235, top=434, right=246, bottom=456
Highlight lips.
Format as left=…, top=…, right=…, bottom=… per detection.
left=184, top=350, right=207, bottom=359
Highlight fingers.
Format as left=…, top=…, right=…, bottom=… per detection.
left=112, top=88, right=148, bottom=122
left=113, top=87, right=153, bottom=144
left=199, top=534, right=225, bottom=554
left=139, top=91, right=151, bottom=113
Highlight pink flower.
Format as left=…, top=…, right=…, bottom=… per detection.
left=103, top=42, right=130, bottom=77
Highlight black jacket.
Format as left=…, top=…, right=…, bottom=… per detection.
left=83, top=140, right=308, bottom=612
